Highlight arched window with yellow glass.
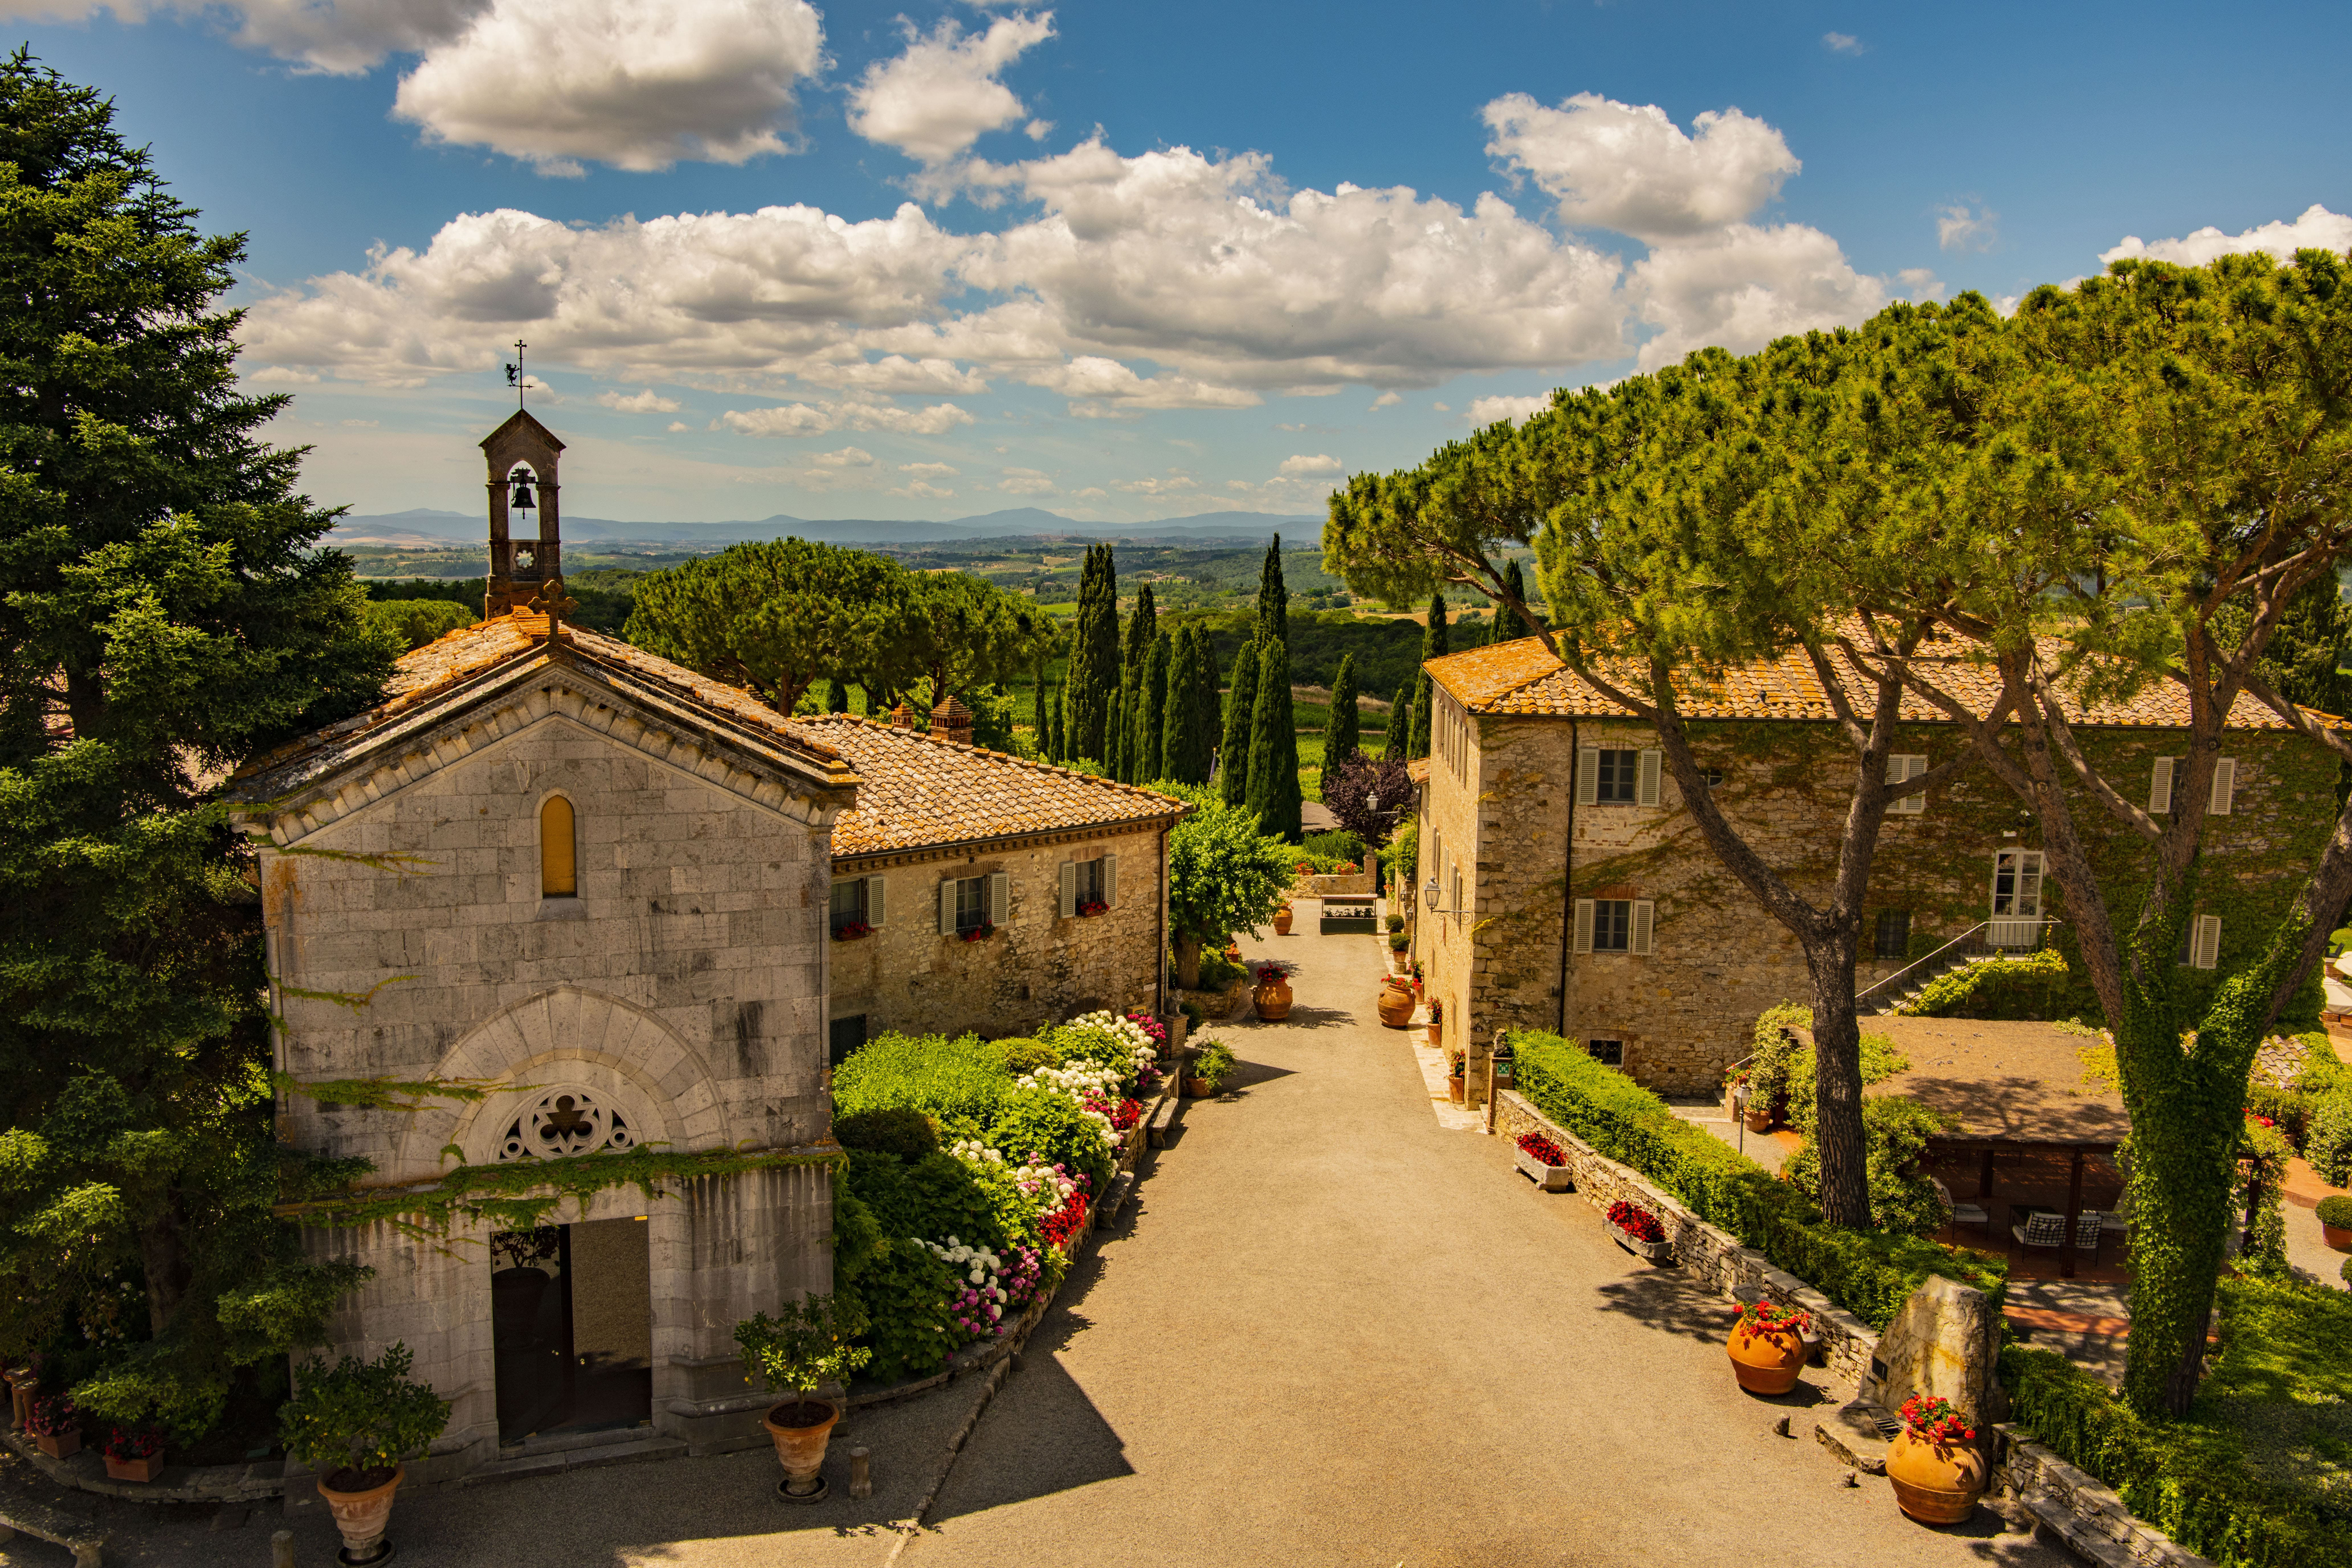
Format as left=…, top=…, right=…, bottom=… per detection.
left=540, top=795, right=577, bottom=897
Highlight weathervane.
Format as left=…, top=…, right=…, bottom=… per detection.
left=504, top=339, right=528, bottom=407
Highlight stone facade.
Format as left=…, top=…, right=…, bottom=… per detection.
left=235, top=632, right=853, bottom=1479
left=1417, top=654, right=2333, bottom=1102
left=828, top=821, right=1172, bottom=1046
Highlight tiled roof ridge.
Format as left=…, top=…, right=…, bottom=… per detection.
left=793, top=710, right=1187, bottom=813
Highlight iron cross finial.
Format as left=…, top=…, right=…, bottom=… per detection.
left=504, top=340, right=528, bottom=407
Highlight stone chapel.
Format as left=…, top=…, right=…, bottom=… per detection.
left=230, top=412, right=855, bottom=1481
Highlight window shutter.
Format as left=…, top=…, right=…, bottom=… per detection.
left=1103, top=853, right=1119, bottom=907
left=1576, top=747, right=1599, bottom=807
left=1573, top=898, right=1595, bottom=955
left=938, top=878, right=958, bottom=936
left=2148, top=757, right=2174, bottom=815
left=2192, top=914, right=2222, bottom=969
left=2210, top=757, right=2236, bottom=816
left=1630, top=900, right=1655, bottom=956
left=1058, top=861, right=1078, bottom=919
left=1889, top=754, right=1929, bottom=815
left=1637, top=748, right=1663, bottom=807
left=866, top=875, right=886, bottom=927
left=988, top=872, right=1009, bottom=926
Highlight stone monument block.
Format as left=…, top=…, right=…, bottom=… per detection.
left=1860, top=1273, right=2003, bottom=1423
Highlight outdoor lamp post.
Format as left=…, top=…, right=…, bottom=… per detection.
left=1423, top=875, right=1441, bottom=910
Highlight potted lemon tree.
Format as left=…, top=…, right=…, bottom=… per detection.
left=737, top=1293, right=872, bottom=1503
left=279, top=1343, right=449, bottom=1566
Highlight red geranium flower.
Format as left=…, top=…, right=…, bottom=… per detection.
left=1606, top=1200, right=1665, bottom=1243
left=1898, top=1393, right=1976, bottom=1445
left=1516, top=1131, right=1567, bottom=1166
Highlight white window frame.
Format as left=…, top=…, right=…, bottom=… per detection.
left=2188, top=914, right=2222, bottom=970
left=1988, top=848, right=2044, bottom=947
left=2149, top=756, right=2175, bottom=815
left=1573, top=898, right=1655, bottom=956
left=1059, top=853, right=1117, bottom=918
left=1886, top=754, right=1929, bottom=815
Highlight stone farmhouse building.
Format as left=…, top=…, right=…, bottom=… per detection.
left=228, top=412, right=1182, bottom=1482
left=1408, top=637, right=2339, bottom=1110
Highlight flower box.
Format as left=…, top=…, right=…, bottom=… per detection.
left=1512, top=1146, right=1571, bottom=1192
left=1606, top=1220, right=1675, bottom=1263
left=105, top=1452, right=164, bottom=1483
left=1604, top=1200, right=1674, bottom=1263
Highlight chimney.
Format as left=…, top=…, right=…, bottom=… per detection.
left=890, top=702, right=914, bottom=730
left=930, top=695, right=973, bottom=747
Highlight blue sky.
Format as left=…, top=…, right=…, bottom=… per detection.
left=9, top=1, right=2350, bottom=524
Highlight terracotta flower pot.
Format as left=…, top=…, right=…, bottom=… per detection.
left=106, top=1452, right=164, bottom=1483
left=1272, top=904, right=1294, bottom=936
left=1886, top=1429, right=1988, bottom=1524
left=2324, top=1223, right=2352, bottom=1253
left=1184, top=1076, right=1214, bottom=1098
left=1447, top=1076, right=1465, bottom=1103
left=1376, top=983, right=1415, bottom=1028
left=1726, top=1321, right=1807, bottom=1396
left=764, top=1398, right=841, bottom=1502
left=318, top=1462, right=404, bottom=1565
left=1424, top=1021, right=1441, bottom=1046
left=1253, top=976, right=1293, bottom=1020
left=35, top=1429, right=80, bottom=1460
left=1744, top=1109, right=1773, bottom=1134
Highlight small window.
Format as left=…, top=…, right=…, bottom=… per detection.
left=1886, top=754, right=1929, bottom=815
left=1078, top=857, right=1107, bottom=909
left=2181, top=914, right=2222, bottom=970
left=1595, top=749, right=1639, bottom=804
left=1587, top=1039, right=1624, bottom=1067
left=1591, top=898, right=1632, bottom=952
left=1699, top=767, right=1724, bottom=790
left=540, top=796, right=576, bottom=898
left=828, top=1014, right=868, bottom=1068
left=830, top=879, right=868, bottom=935
left=1874, top=909, right=1911, bottom=960
left=954, top=875, right=988, bottom=934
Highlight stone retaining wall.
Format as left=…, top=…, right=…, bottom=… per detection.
left=1291, top=873, right=1374, bottom=898
left=1493, top=1089, right=1878, bottom=1385
left=1991, top=1427, right=2216, bottom=1568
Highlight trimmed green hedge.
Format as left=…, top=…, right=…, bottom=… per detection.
left=2003, top=1282, right=2352, bottom=1568
left=1511, top=1033, right=2005, bottom=1328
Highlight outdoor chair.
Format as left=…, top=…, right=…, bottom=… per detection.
left=2011, top=1210, right=2104, bottom=1251
left=1932, top=1176, right=1989, bottom=1228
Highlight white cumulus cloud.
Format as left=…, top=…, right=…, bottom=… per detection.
left=595, top=388, right=681, bottom=413
left=847, top=10, right=1055, bottom=164
left=392, top=0, right=825, bottom=174
left=720, top=399, right=976, bottom=437
left=1627, top=222, right=1887, bottom=371
left=1368, top=391, right=1402, bottom=410
left=2101, top=204, right=2352, bottom=267
left=1936, top=203, right=1998, bottom=253
left=0, top=0, right=491, bottom=74
left=1483, top=92, right=1800, bottom=243
left=898, top=461, right=960, bottom=479
left=1822, top=32, right=1864, bottom=55
left=998, top=467, right=1056, bottom=494
left=812, top=446, right=875, bottom=467
left=1278, top=453, right=1342, bottom=476
left=1466, top=394, right=1549, bottom=426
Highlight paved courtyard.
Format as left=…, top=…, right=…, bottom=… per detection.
left=5, top=912, right=2067, bottom=1567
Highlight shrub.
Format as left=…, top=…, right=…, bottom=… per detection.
left=1786, top=1095, right=1955, bottom=1238
left=841, top=1237, right=959, bottom=1384
left=1196, top=948, right=1247, bottom=990
left=832, top=1031, right=1014, bottom=1132
left=1386, top=912, right=1405, bottom=933
left=1512, top=1033, right=2004, bottom=1328
left=1192, top=1040, right=1236, bottom=1091
left=1900, top=947, right=2074, bottom=1019
left=833, top=1107, right=940, bottom=1160
left=278, top=1343, right=450, bottom=1488
left=844, top=1149, right=1009, bottom=1254
left=2001, top=1277, right=2352, bottom=1568
left=988, top=1084, right=1115, bottom=1197
left=2314, top=1195, right=2352, bottom=1229
left=993, top=1037, right=1063, bottom=1075
left=2307, top=1090, right=2352, bottom=1188
left=1301, top=828, right=1364, bottom=862
left=735, top=1294, right=872, bottom=1403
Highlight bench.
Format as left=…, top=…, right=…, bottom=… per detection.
left=1319, top=899, right=1378, bottom=934
left=0, top=1476, right=107, bottom=1567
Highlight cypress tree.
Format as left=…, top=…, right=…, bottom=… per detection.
left=1246, top=636, right=1303, bottom=840
left=1046, top=684, right=1064, bottom=761
left=1124, top=581, right=1157, bottom=674
left=1257, top=534, right=1289, bottom=648
left=826, top=677, right=850, bottom=713
left=1108, top=685, right=1128, bottom=780
left=1409, top=591, right=1447, bottom=758
left=1160, top=626, right=1202, bottom=783
left=1138, top=630, right=1170, bottom=781
left=1193, top=629, right=1222, bottom=769
left=1328, top=652, right=1360, bottom=761
left=1065, top=544, right=1120, bottom=761
left=1030, top=658, right=1048, bottom=740
left=1384, top=682, right=1411, bottom=762
left=1497, top=558, right=1529, bottom=642
left=1218, top=636, right=1259, bottom=805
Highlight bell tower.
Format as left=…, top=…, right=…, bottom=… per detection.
left=481, top=409, right=566, bottom=618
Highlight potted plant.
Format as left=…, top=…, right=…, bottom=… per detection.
left=1725, top=1298, right=1811, bottom=1396
left=1251, top=961, right=1293, bottom=1021
left=1604, top=1199, right=1674, bottom=1263
left=1513, top=1131, right=1571, bottom=1192
left=1187, top=1040, right=1235, bottom=1097
left=1376, top=975, right=1415, bottom=1027
left=1885, top=1393, right=1987, bottom=1523
left=1409, top=961, right=1424, bottom=999
left=1272, top=900, right=1294, bottom=936
left=27, top=1393, right=78, bottom=1459
left=832, top=918, right=872, bottom=941
left=2319, top=1195, right=2352, bottom=1252
left=103, top=1426, right=166, bottom=1483
left=1387, top=930, right=1409, bottom=956
left=280, top=1342, right=451, bottom=1566
left=1425, top=997, right=1444, bottom=1047
left=737, top=1293, right=873, bottom=1504
left=1447, top=1049, right=1466, bottom=1102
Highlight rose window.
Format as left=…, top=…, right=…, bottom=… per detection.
left=497, top=1088, right=634, bottom=1162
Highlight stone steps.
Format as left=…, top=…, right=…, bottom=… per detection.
left=464, top=1432, right=687, bottom=1488
left=0, top=1466, right=106, bottom=1567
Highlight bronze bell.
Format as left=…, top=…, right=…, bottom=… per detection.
left=509, top=469, right=535, bottom=512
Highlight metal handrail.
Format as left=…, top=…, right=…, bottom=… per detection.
left=1854, top=919, right=2060, bottom=1012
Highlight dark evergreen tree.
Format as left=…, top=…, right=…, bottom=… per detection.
left=826, top=677, right=851, bottom=713
left=1123, top=581, right=1157, bottom=674
left=0, top=53, right=393, bottom=1441
left=1063, top=544, right=1120, bottom=761
left=1494, top=559, right=1530, bottom=642
left=1218, top=636, right=1259, bottom=805
left=1192, top=628, right=1223, bottom=776
left=1384, top=682, right=1411, bottom=762
left=1138, top=630, right=1170, bottom=781
left=1045, top=683, right=1064, bottom=761
left=1160, top=626, right=1205, bottom=783
left=1029, top=658, right=1048, bottom=742
left=1409, top=591, right=1447, bottom=758
left=1245, top=636, right=1303, bottom=840
left=1107, top=685, right=1127, bottom=781
left=1327, top=652, right=1360, bottom=761
left=1257, top=534, right=1289, bottom=648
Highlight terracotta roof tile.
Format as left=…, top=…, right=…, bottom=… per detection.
left=1427, top=635, right=2337, bottom=731
left=796, top=713, right=1188, bottom=858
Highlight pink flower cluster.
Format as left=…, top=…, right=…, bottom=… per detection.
left=1124, top=1010, right=1167, bottom=1049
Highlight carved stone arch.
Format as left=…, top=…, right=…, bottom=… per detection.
left=392, top=986, right=728, bottom=1180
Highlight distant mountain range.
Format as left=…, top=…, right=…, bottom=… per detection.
left=330, top=506, right=1323, bottom=549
